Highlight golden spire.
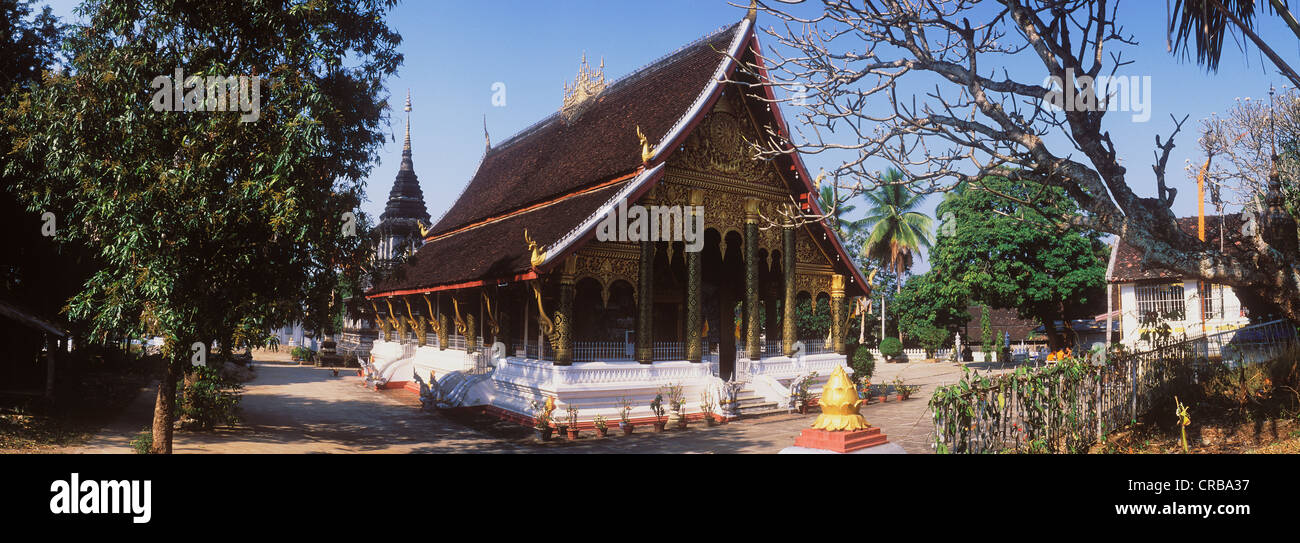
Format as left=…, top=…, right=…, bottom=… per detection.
left=483, top=114, right=491, bottom=150
left=746, top=0, right=757, bottom=21
left=811, top=365, right=870, bottom=431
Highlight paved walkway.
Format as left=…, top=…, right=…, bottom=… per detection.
left=69, top=355, right=1017, bottom=454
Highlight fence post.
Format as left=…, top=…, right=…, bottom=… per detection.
left=1130, top=356, right=1138, bottom=423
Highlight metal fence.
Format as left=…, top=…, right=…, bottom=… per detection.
left=931, top=319, right=1298, bottom=454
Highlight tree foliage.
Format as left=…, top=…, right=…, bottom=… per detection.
left=2, top=0, right=402, bottom=452
left=931, top=176, right=1108, bottom=348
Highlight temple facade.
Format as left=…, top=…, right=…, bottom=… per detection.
left=362, top=12, right=871, bottom=425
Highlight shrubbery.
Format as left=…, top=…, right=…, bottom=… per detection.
left=879, top=337, right=903, bottom=359
left=851, top=346, right=875, bottom=385
left=176, top=364, right=242, bottom=430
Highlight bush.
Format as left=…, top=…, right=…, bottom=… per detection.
left=290, top=346, right=314, bottom=361
left=910, top=322, right=949, bottom=358
left=851, top=347, right=875, bottom=385
left=879, top=337, right=903, bottom=358
left=130, top=430, right=152, bottom=454
left=176, top=364, right=242, bottom=430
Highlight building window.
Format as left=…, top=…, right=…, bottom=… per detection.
left=1135, top=282, right=1185, bottom=321
left=1199, top=282, right=1224, bottom=321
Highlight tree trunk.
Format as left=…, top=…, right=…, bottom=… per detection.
left=149, top=345, right=183, bottom=454
left=1041, top=305, right=1065, bottom=351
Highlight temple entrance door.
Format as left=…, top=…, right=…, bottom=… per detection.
left=704, top=229, right=745, bottom=381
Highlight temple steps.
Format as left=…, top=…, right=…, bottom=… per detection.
left=734, top=390, right=783, bottom=417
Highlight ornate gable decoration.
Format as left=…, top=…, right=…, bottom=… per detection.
left=561, top=54, right=607, bottom=123
left=672, top=91, right=780, bottom=186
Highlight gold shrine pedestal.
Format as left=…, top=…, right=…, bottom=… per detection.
left=781, top=365, right=906, bottom=454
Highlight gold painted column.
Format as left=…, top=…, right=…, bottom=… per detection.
left=465, top=310, right=477, bottom=354
left=636, top=236, right=655, bottom=364
left=745, top=198, right=761, bottom=360
left=555, top=255, right=576, bottom=365
left=831, top=274, right=846, bottom=355
left=685, top=190, right=703, bottom=363
left=436, top=295, right=449, bottom=351
left=783, top=222, right=797, bottom=356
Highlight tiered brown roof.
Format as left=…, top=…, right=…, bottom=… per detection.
left=368, top=16, right=871, bottom=298
left=1109, top=215, right=1248, bottom=283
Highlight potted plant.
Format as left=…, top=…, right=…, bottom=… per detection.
left=593, top=414, right=609, bottom=437
left=699, top=391, right=716, bottom=427
left=666, top=384, right=687, bottom=429
left=618, top=396, right=634, bottom=435
left=879, top=383, right=888, bottom=402
left=565, top=404, right=580, bottom=440
left=649, top=392, right=666, bottom=432
left=530, top=399, right=554, bottom=442
left=791, top=371, right=818, bottom=414
left=860, top=379, right=875, bottom=403
left=893, top=376, right=920, bottom=401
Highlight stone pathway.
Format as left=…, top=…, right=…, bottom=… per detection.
left=68, top=354, right=1019, bottom=454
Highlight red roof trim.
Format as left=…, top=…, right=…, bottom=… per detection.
left=366, top=271, right=539, bottom=299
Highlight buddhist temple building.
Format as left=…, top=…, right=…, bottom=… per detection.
left=362, top=11, right=871, bottom=425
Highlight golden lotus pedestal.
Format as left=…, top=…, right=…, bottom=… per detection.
left=779, top=364, right=907, bottom=454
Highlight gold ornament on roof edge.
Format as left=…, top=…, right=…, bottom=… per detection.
left=561, top=54, right=606, bottom=121
left=811, top=365, right=870, bottom=431
left=524, top=229, right=547, bottom=268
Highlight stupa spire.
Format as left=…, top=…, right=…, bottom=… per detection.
left=403, top=89, right=412, bottom=154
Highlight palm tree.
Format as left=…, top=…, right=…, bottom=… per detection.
left=861, top=168, right=934, bottom=340
left=817, top=183, right=868, bottom=241
left=1169, top=0, right=1300, bottom=88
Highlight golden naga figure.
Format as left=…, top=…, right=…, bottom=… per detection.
left=811, top=365, right=871, bottom=431
left=636, top=125, right=653, bottom=165
left=524, top=229, right=546, bottom=269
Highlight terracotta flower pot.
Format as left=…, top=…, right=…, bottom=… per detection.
left=620, top=423, right=634, bottom=436
left=596, top=427, right=608, bottom=437
left=653, top=421, right=666, bottom=433
left=567, top=428, right=579, bottom=440
left=897, top=394, right=906, bottom=401
left=880, top=395, right=888, bottom=403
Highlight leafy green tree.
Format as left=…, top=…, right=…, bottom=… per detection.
left=3, top=0, right=401, bottom=452
left=894, top=272, right=969, bottom=343
left=980, top=305, right=993, bottom=364
left=794, top=297, right=830, bottom=341
left=931, top=176, right=1108, bottom=350
left=910, top=322, right=949, bottom=359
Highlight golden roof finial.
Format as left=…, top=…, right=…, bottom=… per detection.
left=811, top=365, right=870, bottom=431
left=483, top=114, right=490, bottom=150
left=747, top=0, right=757, bottom=21
left=561, top=53, right=607, bottom=121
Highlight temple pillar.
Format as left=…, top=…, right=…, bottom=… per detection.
left=437, top=308, right=449, bottom=351
left=555, top=255, right=576, bottom=365
left=745, top=198, right=761, bottom=360
left=783, top=222, right=797, bottom=356
left=465, top=312, right=477, bottom=354
left=685, top=191, right=704, bottom=363
left=831, top=274, right=846, bottom=355
left=636, top=237, right=655, bottom=364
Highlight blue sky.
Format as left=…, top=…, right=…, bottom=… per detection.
left=40, top=1, right=1300, bottom=273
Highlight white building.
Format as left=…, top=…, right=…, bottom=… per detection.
left=1107, top=217, right=1251, bottom=348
